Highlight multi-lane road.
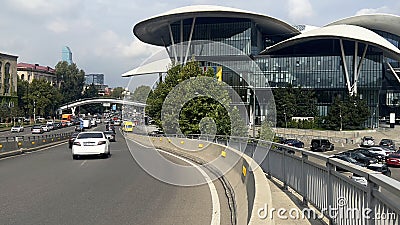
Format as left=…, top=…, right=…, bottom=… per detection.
left=0, top=126, right=232, bottom=225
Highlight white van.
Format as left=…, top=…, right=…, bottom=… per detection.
left=83, top=119, right=91, bottom=129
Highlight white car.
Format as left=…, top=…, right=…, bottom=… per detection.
left=11, top=125, right=24, bottom=133
left=42, top=125, right=50, bottom=132
left=71, top=131, right=110, bottom=159
left=31, top=125, right=44, bottom=134
left=368, top=147, right=388, bottom=156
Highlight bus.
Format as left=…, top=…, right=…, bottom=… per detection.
left=123, top=121, right=134, bottom=132
left=62, top=114, right=73, bottom=122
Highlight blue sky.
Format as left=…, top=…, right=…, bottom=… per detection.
left=0, top=0, right=399, bottom=90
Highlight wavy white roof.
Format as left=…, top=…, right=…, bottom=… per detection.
left=262, top=24, right=400, bottom=60
left=134, top=5, right=300, bottom=46
left=326, top=14, right=400, bottom=37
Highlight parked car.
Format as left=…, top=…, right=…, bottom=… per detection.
left=31, top=125, right=44, bottom=134
left=148, top=129, right=164, bottom=136
left=379, top=139, right=396, bottom=150
left=103, top=130, right=116, bottom=142
left=332, top=154, right=365, bottom=167
left=350, top=148, right=385, bottom=162
left=360, top=136, right=375, bottom=147
left=310, top=139, right=334, bottom=152
left=366, top=163, right=391, bottom=177
left=283, top=139, right=304, bottom=148
left=71, top=131, right=110, bottom=159
left=68, top=132, right=80, bottom=149
left=53, top=122, right=62, bottom=129
left=11, top=125, right=24, bottom=133
left=367, top=146, right=389, bottom=156
left=339, top=151, right=377, bottom=166
left=273, top=136, right=286, bottom=144
left=386, top=153, right=400, bottom=167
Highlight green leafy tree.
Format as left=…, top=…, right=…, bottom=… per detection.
left=325, top=95, right=370, bottom=130
left=55, top=61, right=85, bottom=104
left=273, top=84, right=318, bottom=128
left=22, top=79, right=62, bottom=119
left=110, top=87, right=125, bottom=99
left=131, top=85, right=151, bottom=103
left=147, top=61, right=247, bottom=136
left=259, top=120, right=275, bottom=141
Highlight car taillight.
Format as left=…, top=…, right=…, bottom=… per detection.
left=98, top=141, right=106, bottom=145
left=73, top=142, right=81, bottom=146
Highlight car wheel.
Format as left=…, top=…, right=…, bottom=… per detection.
left=72, top=155, right=78, bottom=160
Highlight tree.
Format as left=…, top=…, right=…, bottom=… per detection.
left=55, top=61, right=85, bottom=104
left=273, top=84, right=318, bottom=127
left=325, top=95, right=370, bottom=130
left=23, top=79, right=62, bottom=119
left=147, top=60, right=247, bottom=136
left=131, top=85, right=151, bottom=103
left=110, top=87, right=125, bottom=99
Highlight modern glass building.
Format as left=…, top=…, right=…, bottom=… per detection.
left=126, top=5, right=400, bottom=128
left=85, top=73, right=104, bottom=85
left=62, top=46, right=73, bottom=65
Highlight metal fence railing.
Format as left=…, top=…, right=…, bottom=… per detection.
left=146, top=132, right=400, bottom=225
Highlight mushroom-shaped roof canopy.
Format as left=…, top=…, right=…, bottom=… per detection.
left=262, top=24, right=400, bottom=61
left=326, top=14, right=400, bottom=37
left=133, top=5, right=300, bottom=46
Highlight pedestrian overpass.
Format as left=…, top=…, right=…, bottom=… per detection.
left=58, top=97, right=146, bottom=116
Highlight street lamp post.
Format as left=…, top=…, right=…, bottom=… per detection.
left=33, top=100, right=36, bottom=124
left=340, top=106, right=343, bottom=131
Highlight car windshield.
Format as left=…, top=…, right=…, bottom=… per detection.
left=33, top=125, right=41, bottom=128
left=104, top=131, right=113, bottom=134
left=321, top=140, right=330, bottom=144
left=77, top=133, right=103, bottom=139
left=388, top=154, right=400, bottom=159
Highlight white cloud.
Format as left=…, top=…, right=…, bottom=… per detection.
left=4, top=0, right=81, bottom=16
left=287, top=0, right=314, bottom=21
left=356, top=6, right=391, bottom=15
left=46, top=19, right=69, bottom=33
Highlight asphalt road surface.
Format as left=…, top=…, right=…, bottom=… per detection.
left=0, top=127, right=232, bottom=225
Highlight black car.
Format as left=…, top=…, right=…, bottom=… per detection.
left=53, top=122, right=62, bottom=129
left=333, top=155, right=365, bottom=167
left=350, top=148, right=386, bottom=162
left=366, top=164, right=391, bottom=177
left=104, top=130, right=116, bottom=142
left=310, top=139, right=334, bottom=152
left=339, top=151, right=378, bottom=166
left=379, top=139, right=396, bottom=150
left=283, top=139, right=304, bottom=148
left=68, top=132, right=80, bottom=148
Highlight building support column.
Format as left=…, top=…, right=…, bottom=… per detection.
left=184, top=17, right=196, bottom=65
left=180, top=20, right=184, bottom=64
left=168, top=24, right=178, bottom=63
left=340, top=39, right=352, bottom=95
left=353, top=41, right=358, bottom=95
left=71, top=107, right=76, bottom=116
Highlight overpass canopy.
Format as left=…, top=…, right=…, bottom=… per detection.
left=133, top=5, right=301, bottom=46
left=122, top=57, right=171, bottom=77
left=261, top=24, right=400, bottom=61
left=326, top=14, right=400, bottom=38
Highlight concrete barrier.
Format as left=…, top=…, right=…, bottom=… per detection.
left=127, top=133, right=273, bottom=225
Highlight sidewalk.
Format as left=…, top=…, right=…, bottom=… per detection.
left=267, top=177, right=327, bottom=225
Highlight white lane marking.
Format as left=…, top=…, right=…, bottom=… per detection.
left=80, top=160, right=87, bottom=167
left=127, top=138, right=221, bottom=225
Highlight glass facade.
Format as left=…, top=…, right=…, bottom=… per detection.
left=164, top=17, right=400, bottom=128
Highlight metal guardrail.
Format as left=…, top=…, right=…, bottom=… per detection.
left=148, top=133, right=400, bottom=225
left=0, top=132, right=73, bottom=153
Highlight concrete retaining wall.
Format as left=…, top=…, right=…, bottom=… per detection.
left=128, top=134, right=273, bottom=225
